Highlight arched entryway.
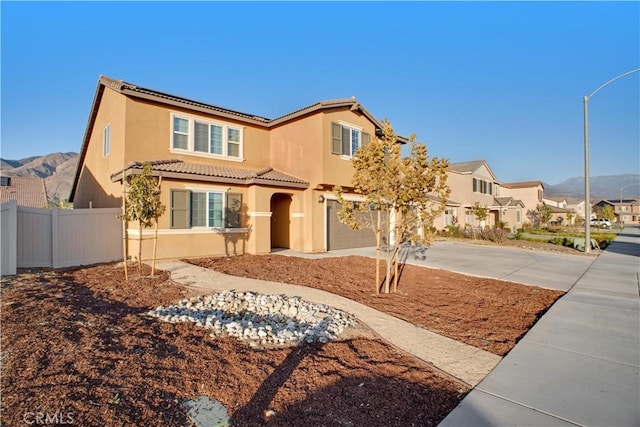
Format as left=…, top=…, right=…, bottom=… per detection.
left=270, top=193, right=292, bottom=249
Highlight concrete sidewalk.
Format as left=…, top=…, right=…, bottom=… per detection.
left=440, top=227, right=640, bottom=426
left=156, top=259, right=501, bottom=387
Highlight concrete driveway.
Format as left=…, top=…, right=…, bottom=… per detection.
left=281, top=241, right=597, bottom=291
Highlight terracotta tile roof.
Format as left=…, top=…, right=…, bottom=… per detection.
left=0, top=176, right=48, bottom=208
left=99, top=76, right=270, bottom=124
left=113, top=160, right=308, bottom=189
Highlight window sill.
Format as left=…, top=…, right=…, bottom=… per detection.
left=170, top=149, right=245, bottom=163
left=129, top=228, right=248, bottom=236
left=212, top=227, right=250, bottom=234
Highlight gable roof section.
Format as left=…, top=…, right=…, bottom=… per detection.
left=501, top=180, right=544, bottom=189
left=597, top=199, right=638, bottom=205
left=70, top=75, right=391, bottom=201
left=448, top=160, right=497, bottom=181
left=111, top=160, right=309, bottom=189
left=0, top=177, right=48, bottom=208
left=494, top=197, right=525, bottom=208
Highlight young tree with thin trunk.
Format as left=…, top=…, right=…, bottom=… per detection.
left=537, top=203, right=553, bottom=229
left=470, top=202, right=489, bottom=238
left=335, top=120, right=450, bottom=294
left=119, top=163, right=166, bottom=277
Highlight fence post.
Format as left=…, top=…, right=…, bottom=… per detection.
left=1, top=201, right=18, bottom=275
left=51, top=207, right=60, bottom=268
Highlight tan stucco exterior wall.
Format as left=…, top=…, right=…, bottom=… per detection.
left=270, top=108, right=378, bottom=253
left=125, top=179, right=309, bottom=262
left=73, top=88, right=126, bottom=208
left=123, top=98, right=271, bottom=170
left=500, top=184, right=543, bottom=223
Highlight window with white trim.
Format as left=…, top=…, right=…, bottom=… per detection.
left=331, top=122, right=370, bottom=157
left=170, top=189, right=242, bottom=229
left=103, top=123, right=110, bottom=157
left=171, top=114, right=243, bottom=159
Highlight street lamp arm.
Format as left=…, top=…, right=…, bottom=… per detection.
left=587, top=68, right=640, bottom=100
left=620, top=182, right=640, bottom=192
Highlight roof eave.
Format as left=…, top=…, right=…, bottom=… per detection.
left=112, top=167, right=309, bottom=190
left=69, top=79, right=106, bottom=202
left=120, top=88, right=270, bottom=128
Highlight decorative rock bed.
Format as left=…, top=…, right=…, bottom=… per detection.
left=147, top=291, right=356, bottom=347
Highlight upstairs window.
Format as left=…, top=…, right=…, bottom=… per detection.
left=172, top=114, right=243, bottom=159
left=332, top=122, right=370, bottom=157
left=103, top=123, right=111, bottom=157
left=472, top=178, right=493, bottom=195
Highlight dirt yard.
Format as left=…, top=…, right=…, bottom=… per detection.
left=1, top=264, right=468, bottom=426
left=2, top=245, right=565, bottom=426
left=189, top=255, right=564, bottom=356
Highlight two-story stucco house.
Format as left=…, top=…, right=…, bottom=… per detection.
left=592, top=199, right=640, bottom=225
left=70, top=76, right=404, bottom=261
left=435, top=160, right=526, bottom=231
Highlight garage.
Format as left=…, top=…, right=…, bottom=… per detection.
left=326, top=200, right=378, bottom=250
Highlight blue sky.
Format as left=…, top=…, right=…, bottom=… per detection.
left=1, top=1, right=638, bottom=184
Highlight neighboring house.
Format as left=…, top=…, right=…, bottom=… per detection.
left=592, top=199, right=640, bottom=224
left=546, top=205, right=575, bottom=226
left=435, top=160, right=525, bottom=231
left=500, top=180, right=544, bottom=225
left=565, top=198, right=586, bottom=222
left=70, top=75, right=403, bottom=261
left=544, top=197, right=575, bottom=225
left=543, top=197, right=568, bottom=209
left=0, top=176, right=47, bottom=208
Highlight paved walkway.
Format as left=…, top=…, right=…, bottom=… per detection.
left=156, top=259, right=501, bottom=387
left=440, top=227, right=640, bottom=426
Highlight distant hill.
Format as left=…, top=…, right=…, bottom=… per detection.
left=0, top=152, right=78, bottom=201
left=544, top=174, right=640, bottom=200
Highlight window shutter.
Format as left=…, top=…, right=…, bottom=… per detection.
left=362, top=132, right=370, bottom=146
left=331, top=123, right=341, bottom=155
left=341, top=126, right=350, bottom=155
left=170, top=190, right=191, bottom=229
left=225, top=193, right=242, bottom=228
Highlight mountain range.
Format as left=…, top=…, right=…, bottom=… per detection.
left=0, top=152, right=638, bottom=202
left=544, top=174, right=640, bottom=201
left=0, top=152, right=78, bottom=201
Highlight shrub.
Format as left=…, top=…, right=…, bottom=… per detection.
left=443, top=224, right=462, bottom=237
left=480, top=227, right=508, bottom=243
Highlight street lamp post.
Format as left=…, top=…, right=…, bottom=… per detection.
left=583, top=68, right=640, bottom=253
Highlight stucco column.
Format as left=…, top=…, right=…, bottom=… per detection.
left=246, top=186, right=272, bottom=255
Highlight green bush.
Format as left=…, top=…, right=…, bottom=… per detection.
left=443, top=224, right=462, bottom=237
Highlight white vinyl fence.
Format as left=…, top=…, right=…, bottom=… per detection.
left=1, top=202, right=122, bottom=275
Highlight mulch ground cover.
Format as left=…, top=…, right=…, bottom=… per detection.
left=1, top=264, right=468, bottom=426
left=189, top=254, right=565, bottom=356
